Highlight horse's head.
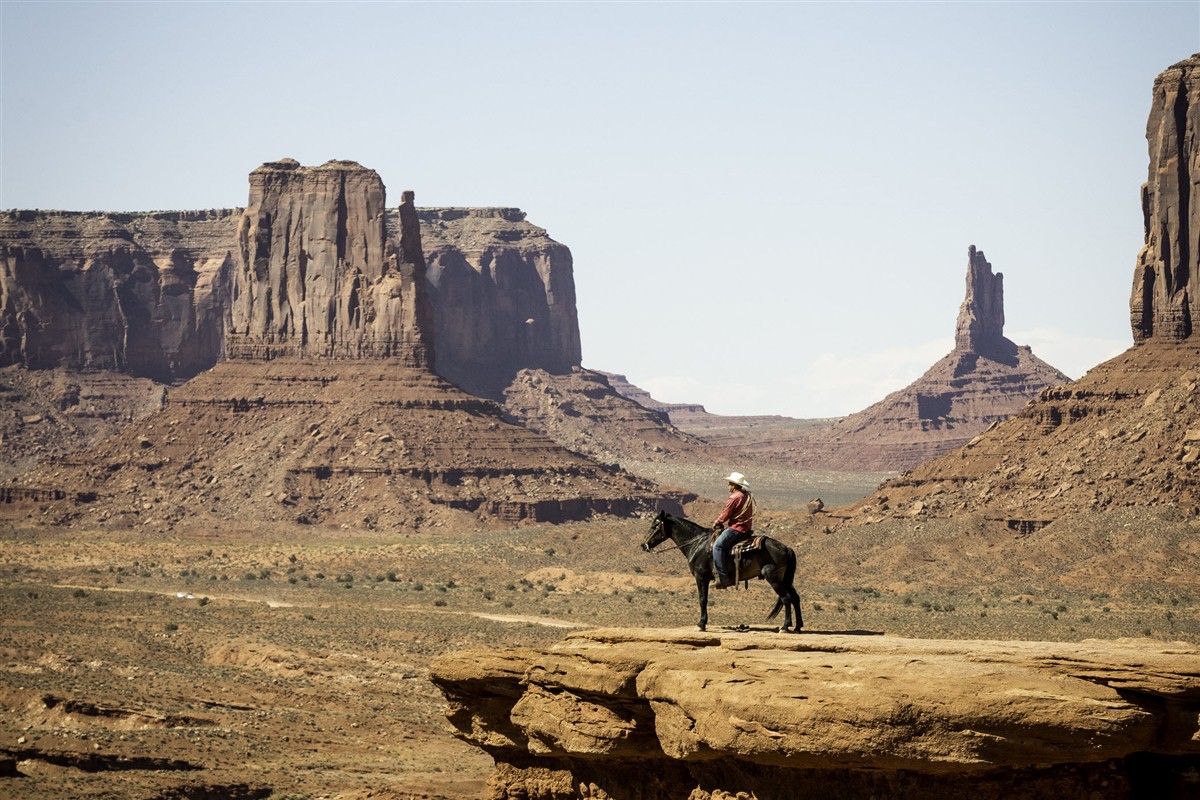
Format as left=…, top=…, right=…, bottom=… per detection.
left=642, top=510, right=671, bottom=552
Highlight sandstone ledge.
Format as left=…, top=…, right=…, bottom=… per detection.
left=431, top=629, right=1200, bottom=799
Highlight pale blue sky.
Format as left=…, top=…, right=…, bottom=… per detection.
left=3, top=1, right=1197, bottom=416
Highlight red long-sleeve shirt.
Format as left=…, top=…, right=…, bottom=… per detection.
left=714, top=489, right=753, bottom=533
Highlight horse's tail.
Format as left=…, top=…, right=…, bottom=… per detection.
left=766, top=544, right=797, bottom=622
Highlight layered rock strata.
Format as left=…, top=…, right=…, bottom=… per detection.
left=432, top=628, right=1200, bottom=799
left=420, top=208, right=581, bottom=397
left=0, top=209, right=237, bottom=382
left=5, top=360, right=686, bottom=530
left=0, top=366, right=166, bottom=482
left=0, top=160, right=682, bottom=528
left=838, top=56, right=1200, bottom=525
left=1131, top=54, right=1200, bottom=342
left=840, top=339, right=1200, bottom=525
left=227, top=159, right=432, bottom=366
left=641, top=247, right=1068, bottom=473
left=803, top=246, right=1068, bottom=471
left=500, top=367, right=721, bottom=465
left=0, top=175, right=579, bottom=392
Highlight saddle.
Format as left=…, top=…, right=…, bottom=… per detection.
left=731, top=535, right=765, bottom=585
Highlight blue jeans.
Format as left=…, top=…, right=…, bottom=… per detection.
left=714, top=527, right=750, bottom=584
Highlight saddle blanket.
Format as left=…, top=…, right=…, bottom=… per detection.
left=731, top=535, right=765, bottom=557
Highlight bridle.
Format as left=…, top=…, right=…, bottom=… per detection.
left=644, top=518, right=684, bottom=554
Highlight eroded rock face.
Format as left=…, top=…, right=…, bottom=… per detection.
left=841, top=340, right=1200, bottom=525
left=0, top=167, right=579, bottom=393
left=677, top=247, right=1069, bottom=472
left=431, top=629, right=1200, bottom=799
left=0, top=209, right=237, bottom=382
left=5, top=359, right=688, bottom=530
left=419, top=208, right=581, bottom=397
left=227, top=159, right=432, bottom=367
left=501, top=367, right=720, bottom=465
left=955, top=245, right=1005, bottom=355
left=1131, top=53, right=1200, bottom=343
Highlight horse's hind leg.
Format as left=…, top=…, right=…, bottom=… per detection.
left=790, top=587, right=804, bottom=631
left=695, top=575, right=710, bottom=632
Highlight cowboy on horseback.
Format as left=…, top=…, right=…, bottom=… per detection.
left=712, top=471, right=755, bottom=588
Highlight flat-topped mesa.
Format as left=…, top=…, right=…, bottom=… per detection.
left=226, top=159, right=433, bottom=366
left=1131, top=53, right=1200, bottom=343
left=954, top=245, right=1008, bottom=357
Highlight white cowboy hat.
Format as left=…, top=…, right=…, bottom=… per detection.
left=723, top=471, right=749, bottom=490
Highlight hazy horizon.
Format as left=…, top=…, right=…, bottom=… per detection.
left=2, top=1, right=1197, bottom=417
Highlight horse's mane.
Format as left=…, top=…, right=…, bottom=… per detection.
left=665, top=512, right=711, bottom=539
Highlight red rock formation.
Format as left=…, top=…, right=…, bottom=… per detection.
left=955, top=245, right=1005, bottom=355
left=648, top=247, right=1069, bottom=473
left=0, top=188, right=580, bottom=396
left=420, top=208, right=581, bottom=396
left=1131, top=54, right=1200, bottom=342
left=227, top=159, right=432, bottom=366
left=0, top=209, right=237, bottom=381
left=839, top=56, right=1200, bottom=526
left=501, top=367, right=720, bottom=465
left=4, top=359, right=685, bottom=530
left=0, top=160, right=686, bottom=529
left=432, top=629, right=1200, bottom=799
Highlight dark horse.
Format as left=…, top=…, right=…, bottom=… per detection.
left=642, top=510, right=803, bottom=633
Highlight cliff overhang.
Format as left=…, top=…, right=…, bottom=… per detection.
left=431, top=628, right=1200, bottom=799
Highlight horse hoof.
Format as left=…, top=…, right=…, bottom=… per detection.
left=696, top=625, right=706, bottom=632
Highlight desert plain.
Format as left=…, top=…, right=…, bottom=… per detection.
left=2, top=461, right=1196, bottom=800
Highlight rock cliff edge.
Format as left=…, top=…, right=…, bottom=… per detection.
left=432, top=628, right=1200, bottom=799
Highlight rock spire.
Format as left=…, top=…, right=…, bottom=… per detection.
left=955, top=245, right=1006, bottom=356
left=1131, top=53, right=1200, bottom=342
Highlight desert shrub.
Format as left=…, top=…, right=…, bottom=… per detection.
left=165, top=622, right=178, bottom=632
left=72, top=589, right=87, bottom=598
left=434, top=599, right=447, bottom=607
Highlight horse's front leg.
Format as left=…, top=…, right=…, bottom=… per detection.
left=696, top=575, right=710, bottom=632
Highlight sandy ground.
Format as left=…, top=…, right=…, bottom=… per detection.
left=1, top=512, right=1197, bottom=799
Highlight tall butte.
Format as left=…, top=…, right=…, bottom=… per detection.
left=841, top=53, right=1200, bottom=527
left=226, top=158, right=432, bottom=365
left=8, top=160, right=682, bottom=531
left=738, top=246, right=1069, bottom=472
